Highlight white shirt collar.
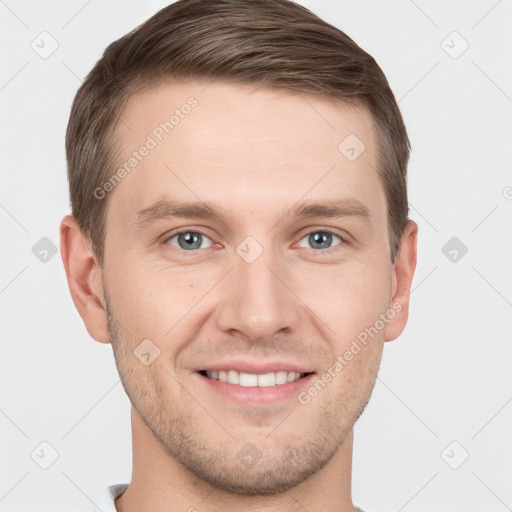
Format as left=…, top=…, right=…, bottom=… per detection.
left=93, top=483, right=128, bottom=512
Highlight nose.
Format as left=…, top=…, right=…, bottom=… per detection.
left=216, top=245, right=302, bottom=342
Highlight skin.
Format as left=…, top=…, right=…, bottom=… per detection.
left=60, top=80, right=418, bottom=512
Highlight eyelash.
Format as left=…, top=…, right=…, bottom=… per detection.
left=161, top=228, right=348, bottom=254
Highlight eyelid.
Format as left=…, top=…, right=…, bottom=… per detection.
left=160, top=226, right=350, bottom=253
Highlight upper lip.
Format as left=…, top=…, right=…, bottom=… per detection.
left=197, top=360, right=315, bottom=375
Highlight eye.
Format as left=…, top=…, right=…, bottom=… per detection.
left=164, top=230, right=214, bottom=251
left=296, top=230, right=344, bottom=250
left=162, top=228, right=346, bottom=253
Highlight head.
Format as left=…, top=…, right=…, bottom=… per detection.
left=61, top=0, right=417, bottom=497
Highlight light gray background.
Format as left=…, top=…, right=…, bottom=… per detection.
left=1, top=1, right=511, bottom=510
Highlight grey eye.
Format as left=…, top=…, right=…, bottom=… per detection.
left=297, top=231, right=342, bottom=250
left=167, top=231, right=213, bottom=251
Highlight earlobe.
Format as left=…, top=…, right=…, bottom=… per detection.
left=59, top=215, right=111, bottom=344
left=385, top=219, right=418, bottom=342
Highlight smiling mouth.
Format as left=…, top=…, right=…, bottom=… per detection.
left=198, top=369, right=313, bottom=387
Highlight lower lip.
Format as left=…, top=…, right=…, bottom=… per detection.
left=195, top=372, right=316, bottom=405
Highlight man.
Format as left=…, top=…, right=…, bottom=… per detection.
left=60, top=0, right=418, bottom=510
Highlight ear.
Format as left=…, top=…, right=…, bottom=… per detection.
left=59, top=215, right=111, bottom=344
left=384, top=219, right=418, bottom=342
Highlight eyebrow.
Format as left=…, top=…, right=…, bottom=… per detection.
left=134, top=197, right=371, bottom=228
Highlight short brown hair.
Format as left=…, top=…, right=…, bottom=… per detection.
left=66, top=0, right=410, bottom=268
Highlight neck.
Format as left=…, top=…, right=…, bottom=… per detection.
left=115, top=407, right=355, bottom=512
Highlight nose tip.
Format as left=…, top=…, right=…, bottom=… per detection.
left=216, top=255, right=301, bottom=342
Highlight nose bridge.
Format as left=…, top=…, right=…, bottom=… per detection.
left=216, top=240, right=300, bottom=340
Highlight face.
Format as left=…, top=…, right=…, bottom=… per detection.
left=100, top=80, right=399, bottom=494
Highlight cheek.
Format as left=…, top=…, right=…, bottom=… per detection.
left=107, top=257, right=214, bottom=344
left=298, top=258, right=391, bottom=342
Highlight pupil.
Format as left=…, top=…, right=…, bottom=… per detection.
left=179, top=232, right=201, bottom=250
left=311, top=232, right=331, bottom=249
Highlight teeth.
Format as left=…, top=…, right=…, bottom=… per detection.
left=258, top=372, right=275, bottom=387
left=227, top=370, right=239, bottom=385
left=275, top=371, right=288, bottom=385
left=287, top=371, right=298, bottom=383
left=239, top=372, right=258, bottom=386
left=205, top=369, right=306, bottom=387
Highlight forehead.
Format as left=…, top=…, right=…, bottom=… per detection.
left=106, top=80, right=384, bottom=229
